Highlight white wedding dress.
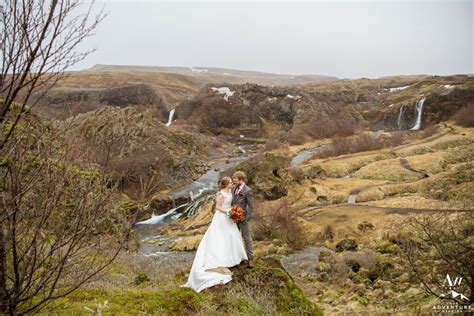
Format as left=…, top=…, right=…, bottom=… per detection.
left=181, top=190, right=248, bottom=292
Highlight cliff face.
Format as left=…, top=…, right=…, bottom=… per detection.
left=380, top=79, right=474, bottom=131
left=36, top=84, right=170, bottom=122
left=176, top=76, right=474, bottom=135
left=177, top=83, right=369, bottom=133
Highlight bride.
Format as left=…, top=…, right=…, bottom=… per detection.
left=181, top=176, right=248, bottom=292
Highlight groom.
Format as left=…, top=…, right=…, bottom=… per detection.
left=231, top=171, right=255, bottom=268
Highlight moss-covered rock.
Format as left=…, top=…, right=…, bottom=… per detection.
left=231, top=153, right=292, bottom=200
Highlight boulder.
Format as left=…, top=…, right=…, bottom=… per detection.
left=149, top=194, right=175, bottom=213
left=230, top=153, right=292, bottom=200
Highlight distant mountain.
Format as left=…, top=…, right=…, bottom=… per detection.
left=85, top=64, right=338, bottom=86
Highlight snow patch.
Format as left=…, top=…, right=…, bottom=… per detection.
left=286, top=94, right=302, bottom=100
left=212, top=87, right=235, bottom=101
left=190, top=67, right=207, bottom=74
left=386, top=86, right=410, bottom=93
left=443, top=84, right=454, bottom=89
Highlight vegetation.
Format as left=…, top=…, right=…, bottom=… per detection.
left=0, top=1, right=133, bottom=314
left=398, top=212, right=474, bottom=303
left=453, top=103, right=474, bottom=127
left=38, top=257, right=322, bottom=315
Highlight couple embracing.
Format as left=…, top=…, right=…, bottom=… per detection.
left=181, top=171, right=255, bottom=293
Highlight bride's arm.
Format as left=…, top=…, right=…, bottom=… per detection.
left=215, top=193, right=229, bottom=214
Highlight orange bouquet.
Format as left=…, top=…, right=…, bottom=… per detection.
left=227, top=205, right=246, bottom=223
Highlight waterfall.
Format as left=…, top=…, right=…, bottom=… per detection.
left=410, top=98, right=426, bottom=130
left=135, top=204, right=185, bottom=225
left=165, top=108, right=176, bottom=127
left=238, top=146, right=246, bottom=154
left=397, top=105, right=405, bottom=130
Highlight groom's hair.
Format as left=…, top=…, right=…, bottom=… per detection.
left=233, top=171, right=246, bottom=181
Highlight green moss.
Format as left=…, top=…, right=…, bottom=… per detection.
left=2, top=121, right=25, bottom=138
left=37, top=257, right=322, bottom=315
left=267, top=266, right=323, bottom=315
left=133, top=273, right=151, bottom=286
left=119, top=199, right=139, bottom=216
left=357, top=296, right=369, bottom=307
left=223, top=295, right=266, bottom=315
left=41, top=288, right=204, bottom=315
left=376, top=241, right=397, bottom=254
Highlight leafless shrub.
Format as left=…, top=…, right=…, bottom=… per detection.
left=398, top=212, right=474, bottom=303
left=286, top=128, right=306, bottom=146
left=314, top=133, right=406, bottom=158
left=252, top=199, right=307, bottom=250
left=453, top=103, right=474, bottom=127
left=0, top=1, right=134, bottom=314
left=0, top=119, right=131, bottom=314
left=303, top=116, right=358, bottom=139
left=264, top=139, right=281, bottom=151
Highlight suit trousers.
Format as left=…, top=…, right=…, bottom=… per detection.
left=237, top=220, right=254, bottom=260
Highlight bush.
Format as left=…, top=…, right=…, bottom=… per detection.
left=252, top=199, right=307, bottom=250
left=314, top=133, right=405, bottom=159
left=453, top=103, right=474, bottom=127
left=286, top=128, right=306, bottom=145
left=302, top=115, right=358, bottom=139
left=335, top=239, right=358, bottom=252
left=264, top=139, right=282, bottom=151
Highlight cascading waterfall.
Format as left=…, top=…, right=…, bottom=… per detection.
left=179, top=188, right=218, bottom=219
left=410, top=98, right=426, bottom=130
left=397, top=105, right=405, bottom=130
left=136, top=203, right=186, bottom=225
left=165, top=108, right=176, bottom=127
left=238, top=146, right=246, bottom=154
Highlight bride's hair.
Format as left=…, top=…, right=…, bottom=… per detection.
left=219, top=176, right=232, bottom=189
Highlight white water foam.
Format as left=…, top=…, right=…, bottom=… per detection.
left=165, top=108, right=176, bottom=127
left=397, top=105, right=405, bottom=130
left=410, top=98, right=426, bottom=130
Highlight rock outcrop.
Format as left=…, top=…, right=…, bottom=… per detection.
left=37, top=83, right=169, bottom=122
left=177, top=76, right=474, bottom=135
left=63, top=106, right=221, bottom=199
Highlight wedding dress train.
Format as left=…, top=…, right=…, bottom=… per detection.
left=181, top=190, right=248, bottom=292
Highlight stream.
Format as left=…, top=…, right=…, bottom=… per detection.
left=133, top=141, right=256, bottom=256
left=291, top=144, right=331, bottom=166
left=134, top=140, right=332, bottom=256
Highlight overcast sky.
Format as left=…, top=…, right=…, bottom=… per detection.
left=74, top=0, right=473, bottom=78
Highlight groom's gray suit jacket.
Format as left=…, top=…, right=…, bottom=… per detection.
left=231, top=183, right=254, bottom=221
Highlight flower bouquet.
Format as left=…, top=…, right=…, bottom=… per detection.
left=227, top=205, right=246, bottom=223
